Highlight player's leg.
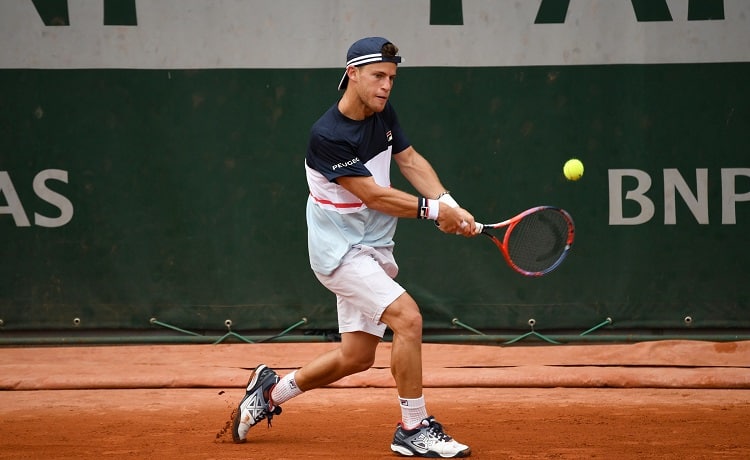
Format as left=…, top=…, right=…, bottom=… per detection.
left=381, top=294, right=471, bottom=458
left=292, top=331, right=381, bottom=390
left=379, top=292, right=423, bottom=398
left=269, top=245, right=401, bottom=407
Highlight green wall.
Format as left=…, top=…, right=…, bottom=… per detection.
left=1, top=63, right=749, bottom=337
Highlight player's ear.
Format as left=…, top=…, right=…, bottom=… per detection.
left=346, top=66, right=359, bottom=85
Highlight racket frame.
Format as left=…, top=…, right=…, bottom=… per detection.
left=478, top=206, right=575, bottom=277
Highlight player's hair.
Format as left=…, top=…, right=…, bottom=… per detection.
left=382, top=42, right=399, bottom=59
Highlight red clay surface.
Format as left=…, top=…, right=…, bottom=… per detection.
left=1, top=341, right=749, bottom=459
left=1, top=387, right=749, bottom=459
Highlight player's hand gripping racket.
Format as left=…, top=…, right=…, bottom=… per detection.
left=475, top=206, right=575, bottom=276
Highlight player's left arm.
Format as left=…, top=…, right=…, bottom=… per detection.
left=394, top=146, right=477, bottom=235
left=393, top=146, right=445, bottom=198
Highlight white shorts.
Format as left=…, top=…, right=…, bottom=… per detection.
left=314, top=245, right=406, bottom=338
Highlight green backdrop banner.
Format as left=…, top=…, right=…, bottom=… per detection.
left=1, top=63, right=748, bottom=336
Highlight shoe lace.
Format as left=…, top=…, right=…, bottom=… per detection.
left=264, top=404, right=282, bottom=428
left=422, top=417, right=452, bottom=442
left=250, top=400, right=282, bottom=428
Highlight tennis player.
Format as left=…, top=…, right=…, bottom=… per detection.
left=233, top=36, right=476, bottom=458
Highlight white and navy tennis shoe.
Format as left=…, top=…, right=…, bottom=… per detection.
left=232, top=364, right=281, bottom=443
left=390, top=416, right=471, bottom=458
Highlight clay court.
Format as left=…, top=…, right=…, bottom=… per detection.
left=2, top=340, right=749, bottom=459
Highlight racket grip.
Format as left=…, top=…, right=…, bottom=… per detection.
left=475, top=222, right=484, bottom=232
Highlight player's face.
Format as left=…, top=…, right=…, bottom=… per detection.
left=353, top=62, right=397, bottom=113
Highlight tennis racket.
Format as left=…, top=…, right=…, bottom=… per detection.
left=475, top=206, right=575, bottom=276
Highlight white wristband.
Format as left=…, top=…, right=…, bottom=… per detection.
left=438, top=193, right=459, bottom=208
left=427, top=199, right=440, bottom=220
left=418, top=197, right=440, bottom=220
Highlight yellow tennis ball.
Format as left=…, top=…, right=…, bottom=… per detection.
left=563, top=158, right=584, bottom=181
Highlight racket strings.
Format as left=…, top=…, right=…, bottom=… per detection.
left=507, top=210, right=569, bottom=272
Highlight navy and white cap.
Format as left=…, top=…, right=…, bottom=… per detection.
left=337, top=37, right=403, bottom=91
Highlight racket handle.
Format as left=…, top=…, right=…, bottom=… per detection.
left=475, top=222, right=484, bottom=232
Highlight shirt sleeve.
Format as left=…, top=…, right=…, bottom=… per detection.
left=385, top=103, right=411, bottom=155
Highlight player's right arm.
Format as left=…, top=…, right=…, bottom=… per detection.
left=336, top=175, right=470, bottom=234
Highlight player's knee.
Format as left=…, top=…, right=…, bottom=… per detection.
left=392, top=309, right=423, bottom=341
left=405, top=312, right=423, bottom=339
left=343, top=350, right=376, bottom=373
left=382, top=296, right=423, bottom=337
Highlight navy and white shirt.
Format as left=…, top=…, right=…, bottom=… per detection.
left=305, top=101, right=411, bottom=275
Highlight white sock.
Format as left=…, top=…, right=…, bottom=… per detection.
left=399, top=395, right=428, bottom=430
left=270, top=370, right=303, bottom=406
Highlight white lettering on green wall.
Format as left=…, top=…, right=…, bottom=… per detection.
left=608, top=168, right=750, bottom=225
left=0, top=170, right=73, bottom=228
